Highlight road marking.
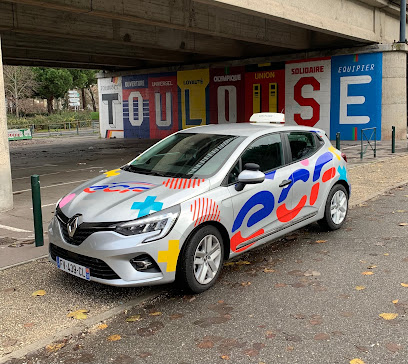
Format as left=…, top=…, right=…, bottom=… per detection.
left=30, top=203, right=55, bottom=210
left=12, top=167, right=103, bottom=180
left=0, top=224, right=32, bottom=233
left=13, top=179, right=89, bottom=194
left=12, top=164, right=58, bottom=171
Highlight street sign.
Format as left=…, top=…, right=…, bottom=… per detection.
left=8, top=128, right=32, bottom=141
left=68, top=90, right=81, bottom=109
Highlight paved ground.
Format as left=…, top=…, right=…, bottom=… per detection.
left=0, top=135, right=407, bottom=363
left=3, top=184, right=408, bottom=364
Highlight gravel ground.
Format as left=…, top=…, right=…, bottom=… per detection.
left=348, top=154, right=408, bottom=206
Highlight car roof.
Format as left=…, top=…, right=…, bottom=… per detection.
left=179, top=123, right=324, bottom=137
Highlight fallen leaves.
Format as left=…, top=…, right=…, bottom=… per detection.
left=32, top=290, right=46, bottom=296
left=398, top=223, right=408, bottom=226
left=241, top=282, right=251, bottom=287
left=303, top=270, right=321, bottom=277
left=197, top=339, right=214, bottom=349
left=315, top=240, right=327, bottom=244
left=263, top=268, right=276, bottom=273
left=149, top=311, right=162, bottom=316
left=379, top=313, right=398, bottom=320
left=355, top=286, right=366, bottom=291
left=361, top=271, right=374, bottom=276
left=107, top=334, right=121, bottom=342
left=401, top=283, right=408, bottom=287
left=385, top=342, right=403, bottom=353
left=224, top=260, right=251, bottom=266
left=45, top=342, right=65, bottom=352
left=350, top=359, right=365, bottom=364
left=126, top=315, right=142, bottom=322
left=314, top=333, right=330, bottom=340
left=67, top=309, right=89, bottom=320
left=220, top=355, right=230, bottom=360
left=97, top=324, right=108, bottom=330
left=392, top=299, right=399, bottom=304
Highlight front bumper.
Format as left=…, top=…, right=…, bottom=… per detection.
left=48, top=216, right=181, bottom=287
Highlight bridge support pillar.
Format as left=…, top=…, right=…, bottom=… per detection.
left=0, top=37, right=13, bottom=211
left=382, top=51, right=407, bottom=141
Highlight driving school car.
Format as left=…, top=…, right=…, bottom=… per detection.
left=48, top=113, right=350, bottom=293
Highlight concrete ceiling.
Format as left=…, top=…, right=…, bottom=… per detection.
left=0, top=0, right=382, bottom=71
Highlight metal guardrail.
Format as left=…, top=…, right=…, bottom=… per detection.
left=360, top=127, right=377, bottom=159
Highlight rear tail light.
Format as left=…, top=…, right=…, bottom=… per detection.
left=341, top=152, right=347, bottom=162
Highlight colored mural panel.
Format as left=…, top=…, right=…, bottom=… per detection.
left=148, top=73, right=179, bottom=139
left=244, top=69, right=285, bottom=121
left=209, top=67, right=245, bottom=124
left=285, top=58, right=331, bottom=135
left=330, top=53, right=382, bottom=140
left=177, top=69, right=210, bottom=129
left=98, top=77, right=124, bottom=138
left=122, top=75, right=150, bottom=139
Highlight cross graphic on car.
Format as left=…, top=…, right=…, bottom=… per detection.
left=131, top=196, right=163, bottom=217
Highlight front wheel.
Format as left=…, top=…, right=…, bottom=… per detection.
left=318, top=184, right=348, bottom=231
left=177, top=225, right=224, bottom=293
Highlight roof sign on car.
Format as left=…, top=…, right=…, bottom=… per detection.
left=250, top=113, right=285, bottom=125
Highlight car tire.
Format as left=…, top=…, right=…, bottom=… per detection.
left=177, top=225, right=224, bottom=293
left=318, top=184, right=349, bottom=231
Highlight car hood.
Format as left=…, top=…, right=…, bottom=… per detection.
left=58, top=169, right=210, bottom=222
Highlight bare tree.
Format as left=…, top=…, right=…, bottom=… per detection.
left=4, top=66, right=37, bottom=117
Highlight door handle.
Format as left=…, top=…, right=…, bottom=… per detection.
left=279, top=179, right=292, bottom=188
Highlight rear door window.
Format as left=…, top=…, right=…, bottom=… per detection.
left=287, top=132, right=318, bottom=162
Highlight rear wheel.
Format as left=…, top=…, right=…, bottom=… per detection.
left=318, top=184, right=348, bottom=231
left=177, top=225, right=224, bottom=293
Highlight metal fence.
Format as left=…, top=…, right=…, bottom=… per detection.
left=12, top=120, right=100, bottom=138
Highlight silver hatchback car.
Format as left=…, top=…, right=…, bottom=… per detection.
left=49, top=113, right=350, bottom=293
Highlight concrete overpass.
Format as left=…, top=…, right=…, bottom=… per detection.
left=0, top=0, right=405, bottom=70
left=1, top=0, right=407, bottom=211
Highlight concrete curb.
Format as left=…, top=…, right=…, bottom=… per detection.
left=0, top=288, right=163, bottom=364
left=0, top=254, right=48, bottom=272
left=350, top=179, right=408, bottom=208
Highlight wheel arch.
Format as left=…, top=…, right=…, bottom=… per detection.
left=177, top=221, right=231, bottom=267
left=334, top=179, right=350, bottom=197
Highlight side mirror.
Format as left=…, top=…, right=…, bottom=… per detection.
left=235, top=163, right=265, bottom=191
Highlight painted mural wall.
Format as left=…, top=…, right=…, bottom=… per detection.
left=98, top=53, right=383, bottom=140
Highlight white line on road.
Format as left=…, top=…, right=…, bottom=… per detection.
left=0, top=224, right=32, bottom=233
left=12, top=167, right=103, bottom=180
left=12, top=164, right=58, bottom=171
left=30, top=203, right=55, bottom=210
left=13, top=179, right=89, bottom=194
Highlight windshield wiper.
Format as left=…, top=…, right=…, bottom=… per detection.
left=121, top=165, right=170, bottom=177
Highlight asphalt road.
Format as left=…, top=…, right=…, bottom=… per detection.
left=4, top=184, right=408, bottom=364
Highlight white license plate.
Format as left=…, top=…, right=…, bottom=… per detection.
left=56, top=256, right=90, bottom=281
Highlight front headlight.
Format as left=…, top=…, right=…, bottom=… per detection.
left=115, top=205, right=180, bottom=243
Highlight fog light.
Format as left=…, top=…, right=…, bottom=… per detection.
left=130, top=254, right=160, bottom=272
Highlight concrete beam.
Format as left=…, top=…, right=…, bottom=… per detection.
left=0, top=3, right=253, bottom=59
left=0, top=37, right=13, bottom=212
left=194, top=0, right=398, bottom=43
left=0, top=0, right=311, bottom=50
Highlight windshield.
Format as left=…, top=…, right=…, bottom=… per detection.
left=123, top=133, right=244, bottom=178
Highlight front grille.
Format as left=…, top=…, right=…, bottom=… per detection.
left=49, top=243, right=120, bottom=280
left=56, top=208, right=115, bottom=246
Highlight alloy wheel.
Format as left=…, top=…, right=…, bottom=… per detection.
left=193, top=234, right=222, bottom=285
